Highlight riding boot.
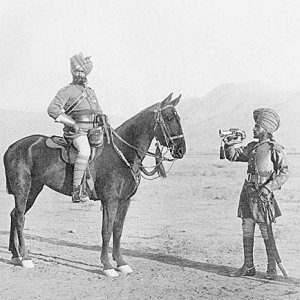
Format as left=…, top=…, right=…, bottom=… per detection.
left=229, top=236, right=256, bottom=277
left=264, top=239, right=277, bottom=280
left=72, top=185, right=89, bottom=203
left=72, top=154, right=90, bottom=203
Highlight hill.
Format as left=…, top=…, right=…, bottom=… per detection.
left=179, top=81, right=299, bottom=153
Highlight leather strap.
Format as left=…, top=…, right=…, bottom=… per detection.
left=65, top=91, right=87, bottom=115
left=246, top=173, right=270, bottom=184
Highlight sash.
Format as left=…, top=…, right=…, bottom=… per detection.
left=65, top=91, right=87, bottom=115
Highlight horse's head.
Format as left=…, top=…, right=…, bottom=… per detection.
left=154, top=93, right=186, bottom=159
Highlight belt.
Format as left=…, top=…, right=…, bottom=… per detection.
left=72, top=114, right=97, bottom=123
left=246, top=173, right=270, bottom=184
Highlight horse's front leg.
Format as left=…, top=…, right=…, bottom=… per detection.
left=101, top=197, right=119, bottom=277
left=112, top=199, right=133, bottom=275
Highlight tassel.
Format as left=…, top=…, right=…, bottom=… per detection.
left=155, top=145, right=167, bottom=178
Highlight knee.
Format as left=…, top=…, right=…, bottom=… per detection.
left=77, top=149, right=90, bottom=160
left=242, top=218, right=255, bottom=238
left=258, top=223, right=269, bottom=240
left=73, top=137, right=90, bottom=158
left=77, top=142, right=90, bottom=158
left=76, top=153, right=90, bottom=164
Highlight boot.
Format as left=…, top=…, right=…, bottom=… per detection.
left=229, top=237, right=256, bottom=277
left=264, top=239, right=277, bottom=280
left=72, top=185, right=90, bottom=203
left=72, top=153, right=90, bottom=203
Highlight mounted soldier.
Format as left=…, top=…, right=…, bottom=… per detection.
left=223, top=108, right=289, bottom=280
left=48, top=52, right=106, bottom=203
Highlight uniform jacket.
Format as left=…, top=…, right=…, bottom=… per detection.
left=225, top=140, right=289, bottom=222
left=48, top=84, right=102, bottom=119
left=48, top=84, right=103, bottom=137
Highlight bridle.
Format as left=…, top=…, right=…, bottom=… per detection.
left=153, top=104, right=184, bottom=155
left=112, top=104, right=184, bottom=159
left=110, top=104, right=184, bottom=178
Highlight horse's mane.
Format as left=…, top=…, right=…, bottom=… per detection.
left=112, top=102, right=160, bottom=162
left=115, top=102, right=159, bottom=133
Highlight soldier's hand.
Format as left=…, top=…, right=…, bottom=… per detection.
left=72, top=123, right=80, bottom=133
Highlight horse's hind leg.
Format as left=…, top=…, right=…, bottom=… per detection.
left=9, top=208, right=19, bottom=259
left=112, top=199, right=133, bottom=274
left=9, top=180, right=43, bottom=268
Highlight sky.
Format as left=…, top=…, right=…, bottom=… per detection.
left=1, top=0, right=300, bottom=118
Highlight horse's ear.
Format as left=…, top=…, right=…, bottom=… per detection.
left=170, top=94, right=181, bottom=107
left=161, top=93, right=173, bottom=107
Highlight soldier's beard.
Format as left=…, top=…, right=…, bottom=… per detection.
left=72, top=75, right=87, bottom=85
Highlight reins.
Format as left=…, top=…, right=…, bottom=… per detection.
left=109, top=104, right=182, bottom=178
left=111, top=129, right=171, bottom=161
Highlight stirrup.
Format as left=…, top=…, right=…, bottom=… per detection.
left=229, top=265, right=256, bottom=277
left=72, top=186, right=90, bottom=203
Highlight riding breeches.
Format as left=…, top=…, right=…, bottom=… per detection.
left=242, top=218, right=269, bottom=240
left=72, top=134, right=91, bottom=189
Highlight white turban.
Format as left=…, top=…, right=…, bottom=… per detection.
left=253, top=108, right=280, bottom=133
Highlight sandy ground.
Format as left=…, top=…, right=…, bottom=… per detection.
left=0, top=151, right=299, bottom=300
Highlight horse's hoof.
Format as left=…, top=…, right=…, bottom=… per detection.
left=11, top=257, right=22, bottom=265
left=21, top=259, right=35, bottom=268
left=103, top=269, right=119, bottom=277
left=117, top=265, right=133, bottom=274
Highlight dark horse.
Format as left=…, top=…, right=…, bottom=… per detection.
left=3, top=93, right=186, bottom=277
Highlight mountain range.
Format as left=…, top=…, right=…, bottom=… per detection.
left=0, top=81, right=299, bottom=155
left=179, top=81, right=299, bottom=153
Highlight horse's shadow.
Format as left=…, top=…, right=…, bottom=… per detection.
left=0, top=230, right=298, bottom=285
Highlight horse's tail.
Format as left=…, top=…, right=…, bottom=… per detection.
left=3, top=150, right=13, bottom=195
left=5, top=171, right=13, bottom=195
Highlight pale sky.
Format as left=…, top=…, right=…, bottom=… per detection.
left=1, top=0, right=300, bottom=118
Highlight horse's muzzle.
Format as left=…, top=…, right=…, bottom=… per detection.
left=171, top=139, right=186, bottom=159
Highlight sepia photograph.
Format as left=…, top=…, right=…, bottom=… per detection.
left=0, top=1, right=299, bottom=299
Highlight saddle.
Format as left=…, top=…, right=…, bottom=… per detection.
left=45, top=135, right=104, bottom=200
left=45, top=135, right=103, bottom=164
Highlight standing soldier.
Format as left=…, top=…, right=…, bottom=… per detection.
left=224, top=108, right=289, bottom=280
left=48, top=52, right=105, bottom=203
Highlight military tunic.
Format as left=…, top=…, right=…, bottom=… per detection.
left=225, top=140, right=289, bottom=222
left=48, top=84, right=103, bottom=137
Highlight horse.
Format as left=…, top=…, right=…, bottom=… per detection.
left=3, top=93, right=186, bottom=277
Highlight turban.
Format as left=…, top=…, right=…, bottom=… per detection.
left=70, top=52, right=93, bottom=76
left=253, top=108, right=280, bottom=133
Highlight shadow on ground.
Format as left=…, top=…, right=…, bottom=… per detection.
left=0, top=230, right=299, bottom=286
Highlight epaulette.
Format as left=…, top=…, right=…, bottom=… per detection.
left=59, top=85, right=70, bottom=92
left=269, top=141, right=284, bottom=152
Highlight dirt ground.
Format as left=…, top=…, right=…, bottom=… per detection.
left=0, top=151, right=299, bottom=300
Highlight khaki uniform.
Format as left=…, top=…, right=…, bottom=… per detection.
left=48, top=84, right=102, bottom=138
left=48, top=83, right=104, bottom=198
left=226, top=108, right=288, bottom=279
left=225, top=140, right=289, bottom=222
